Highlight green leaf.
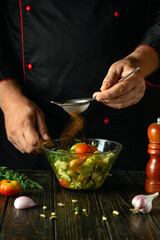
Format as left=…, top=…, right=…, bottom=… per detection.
left=0, top=166, right=43, bottom=189
left=72, top=207, right=79, bottom=212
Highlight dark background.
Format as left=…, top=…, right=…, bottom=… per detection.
left=143, top=70, right=160, bottom=147
left=144, top=72, right=160, bottom=128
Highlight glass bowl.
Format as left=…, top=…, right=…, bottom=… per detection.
left=41, top=139, right=122, bottom=190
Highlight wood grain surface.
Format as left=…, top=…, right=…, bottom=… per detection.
left=0, top=170, right=160, bottom=240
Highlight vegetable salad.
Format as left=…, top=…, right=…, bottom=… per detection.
left=45, top=141, right=116, bottom=190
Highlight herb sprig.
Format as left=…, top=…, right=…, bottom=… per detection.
left=72, top=207, right=79, bottom=212
left=0, top=166, right=43, bottom=189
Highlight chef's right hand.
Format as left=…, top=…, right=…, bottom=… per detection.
left=0, top=80, right=50, bottom=153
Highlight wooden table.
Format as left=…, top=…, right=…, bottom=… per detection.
left=0, top=170, right=160, bottom=240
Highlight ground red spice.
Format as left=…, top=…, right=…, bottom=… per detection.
left=59, top=113, right=85, bottom=147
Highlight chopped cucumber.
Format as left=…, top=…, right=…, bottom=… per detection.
left=78, top=173, right=91, bottom=182
left=92, top=172, right=102, bottom=182
left=103, top=152, right=115, bottom=164
left=55, top=160, right=68, bottom=170
left=58, top=170, right=71, bottom=182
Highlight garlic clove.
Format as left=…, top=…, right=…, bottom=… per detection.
left=14, top=196, right=38, bottom=209
left=131, top=192, right=159, bottom=214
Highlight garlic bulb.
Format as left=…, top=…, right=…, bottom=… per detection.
left=131, top=192, right=159, bottom=214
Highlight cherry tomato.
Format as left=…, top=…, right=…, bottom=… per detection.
left=89, top=145, right=98, bottom=153
left=74, top=143, right=98, bottom=160
left=59, top=179, right=72, bottom=188
left=75, top=143, right=92, bottom=154
left=0, top=180, right=21, bottom=196
left=59, top=179, right=68, bottom=187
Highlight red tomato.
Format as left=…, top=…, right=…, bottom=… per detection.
left=59, top=179, right=67, bottom=187
left=0, top=180, right=21, bottom=196
left=77, top=154, right=88, bottom=161
left=59, top=179, right=72, bottom=188
left=75, top=143, right=92, bottom=154
left=88, top=145, right=98, bottom=153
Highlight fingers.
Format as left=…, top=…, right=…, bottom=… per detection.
left=36, top=110, right=51, bottom=141
left=100, top=64, right=123, bottom=91
left=23, top=121, right=42, bottom=153
left=10, top=139, right=26, bottom=153
left=4, top=100, right=51, bottom=154
left=94, top=72, right=146, bottom=109
left=95, top=73, right=136, bottom=101
left=7, top=126, right=26, bottom=153
left=22, top=110, right=50, bottom=153
left=7, top=121, right=42, bottom=154
left=98, top=87, right=145, bottom=109
left=95, top=78, right=133, bottom=101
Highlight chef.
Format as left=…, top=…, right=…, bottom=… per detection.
left=0, top=0, right=159, bottom=170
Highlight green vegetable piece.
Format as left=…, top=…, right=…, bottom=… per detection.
left=55, top=160, right=68, bottom=170
left=103, top=152, right=115, bottom=164
left=78, top=173, right=91, bottom=182
left=83, top=179, right=94, bottom=189
left=92, top=172, right=102, bottom=182
left=58, top=171, right=71, bottom=182
left=70, top=143, right=81, bottom=152
left=72, top=207, right=79, bottom=212
left=76, top=165, right=93, bottom=175
left=67, top=169, right=78, bottom=177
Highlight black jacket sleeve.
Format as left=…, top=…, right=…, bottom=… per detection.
left=138, top=0, right=160, bottom=55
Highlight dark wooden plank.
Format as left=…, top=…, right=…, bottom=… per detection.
left=0, top=170, right=54, bottom=240
left=97, top=171, right=160, bottom=240
left=0, top=196, right=8, bottom=230
left=52, top=174, right=111, bottom=240
left=151, top=199, right=160, bottom=233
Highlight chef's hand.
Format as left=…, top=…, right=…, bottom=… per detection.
left=4, top=97, right=50, bottom=154
left=94, top=60, right=146, bottom=109
left=0, top=80, right=50, bottom=153
left=94, top=45, right=159, bottom=109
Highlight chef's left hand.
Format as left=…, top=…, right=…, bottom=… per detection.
left=94, top=59, right=146, bottom=109
left=94, top=45, right=160, bottom=109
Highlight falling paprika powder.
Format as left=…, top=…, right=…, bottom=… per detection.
left=60, top=113, right=85, bottom=147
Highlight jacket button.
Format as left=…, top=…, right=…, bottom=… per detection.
left=104, top=118, right=109, bottom=124
left=28, top=64, right=33, bottom=70
left=114, top=11, right=120, bottom=17
left=26, top=5, right=32, bottom=12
